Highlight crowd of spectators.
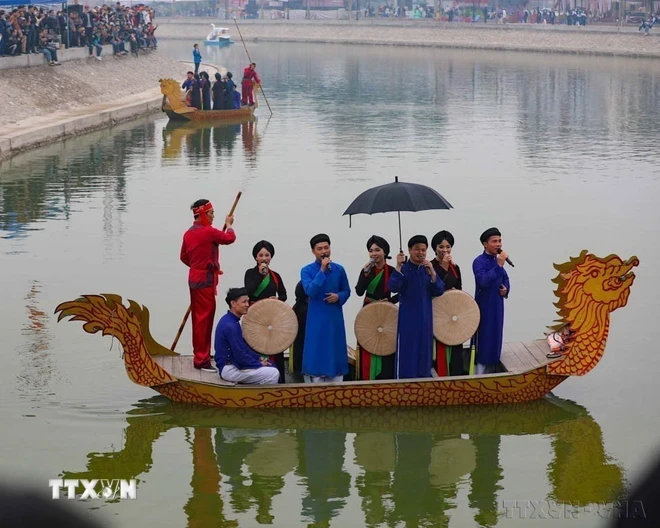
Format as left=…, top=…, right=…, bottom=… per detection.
left=0, top=2, right=158, bottom=64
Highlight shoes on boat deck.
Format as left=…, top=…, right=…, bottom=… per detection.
left=200, top=367, right=217, bottom=373
left=546, top=352, right=563, bottom=359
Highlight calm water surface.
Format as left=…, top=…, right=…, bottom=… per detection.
left=1, top=41, right=659, bottom=527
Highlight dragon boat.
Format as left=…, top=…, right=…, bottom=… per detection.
left=159, top=78, right=256, bottom=123
left=55, top=250, right=638, bottom=409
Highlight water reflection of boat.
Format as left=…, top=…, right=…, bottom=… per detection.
left=55, top=252, right=638, bottom=408
left=59, top=396, right=625, bottom=527
left=205, top=24, right=233, bottom=46
left=161, top=117, right=256, bottom=161
left=160, top=79, right=255, bottom=123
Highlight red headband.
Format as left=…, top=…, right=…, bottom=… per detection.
left=192, top=202, right=214, bottom=216
left=192, top=202, right=214, bottom=226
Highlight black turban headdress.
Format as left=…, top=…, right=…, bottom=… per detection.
left=480, top=227, right=501, bottom=244
left=431, top=230, right=455, bottom=250
left=310, top=233, right=331, bottom=249
left=225, top=287, right=248, bottom=306
left=252, top=240, right=275, bottom=259
left=407, top=235, right=428, bottom=249
left=366, top=235, right=391, bottom=259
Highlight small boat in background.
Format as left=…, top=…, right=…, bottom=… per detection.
left=205, top=24, right=233, bottom=46
left=159, top=78, right=256, bottom=123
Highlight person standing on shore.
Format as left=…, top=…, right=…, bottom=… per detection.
left=192, top=43, right=201, bottom=75
left=180, top=199, right=236, bottom=372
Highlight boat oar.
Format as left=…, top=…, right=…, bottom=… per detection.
left=233, top=19, right=273, bottom=116
left=170, top=191, right=243, bottom=352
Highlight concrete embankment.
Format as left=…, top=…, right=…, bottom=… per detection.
left=0, top=53, right=199, bottom=161
left=157, top=18, right=660, bottom=59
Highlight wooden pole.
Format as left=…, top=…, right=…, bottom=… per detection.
left=171, top=192, right=243, bottom=352
left=170, top=305, right=191, bottom=351
left=234, top=19, right=273, bottom=116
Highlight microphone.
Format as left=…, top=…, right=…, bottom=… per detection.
left=497, top=248, right=515, bottom=267
left=365, top=257, right=376, bottom=274
left=323, top=254, right=332, bottom=271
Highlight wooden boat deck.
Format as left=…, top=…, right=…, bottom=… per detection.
left=499, top=340, right=558, bottom=374
left=153, top=339, right=559, bottom=388
left=153, top=356, right=235, bottom=386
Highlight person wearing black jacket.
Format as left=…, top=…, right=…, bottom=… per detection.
left=244, top=240, right=287, bottom=382
left=430, top=230, right=465, bottom=376
left=354, top=235, right=398, bottom=380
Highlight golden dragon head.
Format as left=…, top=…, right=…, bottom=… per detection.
left=159, top=78, right=188, bottom=113
left=548, top=251, right=639, bottom=376
left=55, top=294, right=177, bottom=387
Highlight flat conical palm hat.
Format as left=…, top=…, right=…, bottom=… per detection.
left=242, top=299, right=298, bottom=355
left=433, top=290, right=480, bottom=346
left=353, top=432, right=396, bottom=473
left=354, top=302, right=398, bottom=357
left=429, top=438, right=476, bottom=487
left=245, top=432, right=298, bottom=477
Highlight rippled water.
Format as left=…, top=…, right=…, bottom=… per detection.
left=1, top=41, right=659, bottom=527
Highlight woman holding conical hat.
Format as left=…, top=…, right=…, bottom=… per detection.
left=430, top=230, right=465, bottom=377
left=244, top=240, right=288, bottom=383
left=354, top=235, right=399, bottom=380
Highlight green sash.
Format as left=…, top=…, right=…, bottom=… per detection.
left=365, top=270, right=384, bottom=300
left=254, top=273, right=271, bottom=298
left=365, top=270, right=385, bottom=378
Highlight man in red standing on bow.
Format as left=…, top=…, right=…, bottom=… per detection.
left=241, top=62, right=261, bottom=107
left=180, top=199, right=236, bottom=372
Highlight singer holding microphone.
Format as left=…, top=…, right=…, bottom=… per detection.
left=430, top=230, right=465, bottom=376
left=388, top=235, right=445, bottom=379
left=354, top=235, right=399, bottom=381
left=244, top=240, right=288, bottom=383
left=472, top=227, right=511, bottom=375
left=300, top=234, right=351, bottom=383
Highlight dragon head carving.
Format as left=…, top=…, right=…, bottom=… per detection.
left=159, top=78, right=188, bottom=112
left=548, top=251, right=638, bottom=376
left=55, top=294, right=177, bottom=387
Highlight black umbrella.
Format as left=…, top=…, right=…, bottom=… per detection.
left=343, top=176, right=453, bottom=252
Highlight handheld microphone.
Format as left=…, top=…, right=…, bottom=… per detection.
left=323, top=254, right=332, bottom=271
left=365, top=257, right=376, bottom=274
left=497, top=248, right=515, bottom=267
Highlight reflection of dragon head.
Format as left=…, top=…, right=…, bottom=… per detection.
left=159, top=78, right=188, bottom=113
left=548, top=251, right=639, bottom=376
left=55, top=294, right=176, bottom=387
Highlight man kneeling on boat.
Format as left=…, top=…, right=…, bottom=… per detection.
left=214, top=287, right=280, bottom=384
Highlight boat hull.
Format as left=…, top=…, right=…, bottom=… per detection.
left=152, top=365, right=567, bottom=409
left=205, top=39, right=233, bottom=46
left=164, top=104, right=255, bottom=123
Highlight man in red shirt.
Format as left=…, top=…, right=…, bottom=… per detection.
left=241, top=62, right=261, bottom=107
left=180, top=199, right=236, bottom=371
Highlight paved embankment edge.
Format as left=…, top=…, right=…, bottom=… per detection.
left=156, top=19, right=660, bottom=60
left=0, top=44, right=116, bottom=71
left=0, top=89, right=162, bottom=161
